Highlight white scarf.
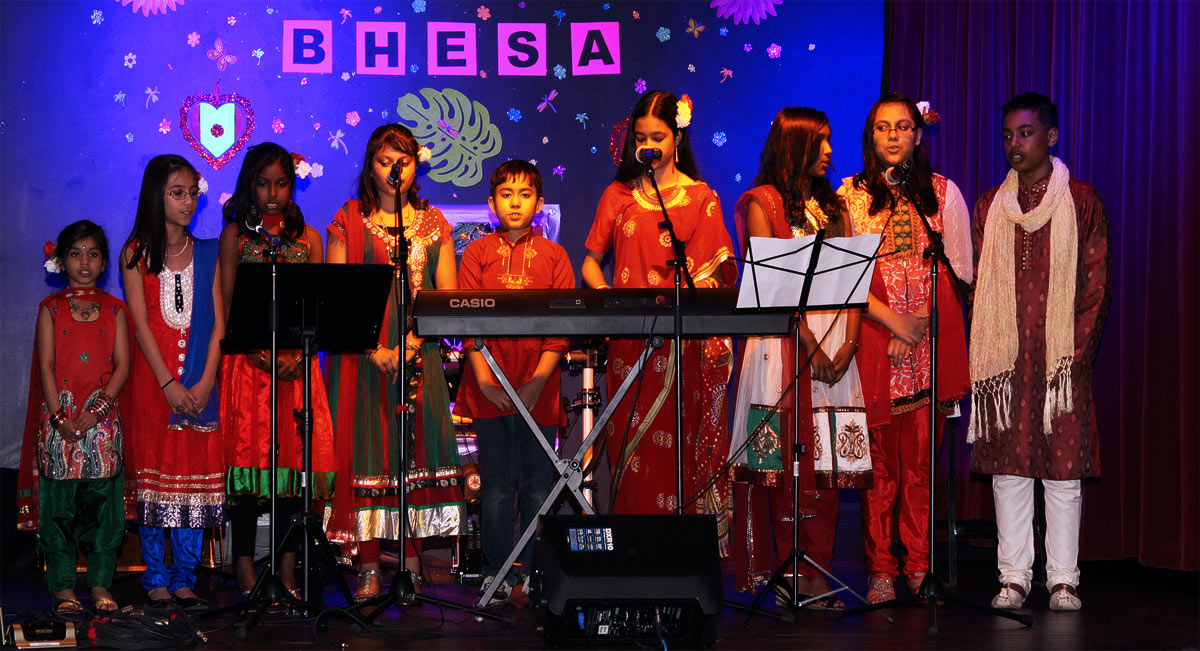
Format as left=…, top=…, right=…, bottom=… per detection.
left=968, top=157, right=1077, bottom=442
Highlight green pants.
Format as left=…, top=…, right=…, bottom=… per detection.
left=38, top=473, right=125, bottom=593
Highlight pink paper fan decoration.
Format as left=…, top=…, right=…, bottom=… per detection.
left=117, top=0, right=185, bottom=17
left=709, top=0, right=781, bottom=26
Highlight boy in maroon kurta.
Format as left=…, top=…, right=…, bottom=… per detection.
left=968, top=93, right=1112, bottom=611
left=454, top=161, right=575, bottom=606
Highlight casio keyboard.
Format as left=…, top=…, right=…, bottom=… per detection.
left=412, top=288, right=794, bottom=338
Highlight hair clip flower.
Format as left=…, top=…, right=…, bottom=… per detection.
left=43, top=240, right=62, bottom=273
left=916, top=100, right=941, bottom=125
left=197, top=177, right=209, bottom=195
left=417, top=145, right=433, bottom=164
left=675, top=94, right=694, bottom=129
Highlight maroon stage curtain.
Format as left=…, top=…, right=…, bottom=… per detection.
left=885, top=0, right=1198, bottom=570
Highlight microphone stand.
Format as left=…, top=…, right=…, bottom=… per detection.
left=341, top=164, right=503, bottom=627
left=836, top=172, right=1032, bottom=632
left=641, top=158, right=695, bottom=514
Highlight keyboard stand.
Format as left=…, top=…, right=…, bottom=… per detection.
left=471, top=335, right=662, bottom=607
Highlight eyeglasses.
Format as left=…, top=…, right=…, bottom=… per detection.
left=166, top=189, right=201, bottom=201
left=874, top=123, right=915, bottom=136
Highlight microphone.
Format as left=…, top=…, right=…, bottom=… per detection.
left=387, top=161, right=402, bottom=187
left=635, top=147, right=663, bottom=165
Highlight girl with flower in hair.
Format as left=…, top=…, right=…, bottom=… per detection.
left=324, top=124, right=463, bottom=602
left=582, top=90, right=738, bottom=534
left=121, top=155, right=227, bottom=611
left=218, top=142, right=336, bottom=596
left=18, top=221, right=131, bottom=615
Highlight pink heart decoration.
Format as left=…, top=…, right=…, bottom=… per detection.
left=178, top=87, right=256, bottom=170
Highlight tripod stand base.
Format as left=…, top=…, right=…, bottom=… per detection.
left=335, top=568, right=511, bottom=632
left=835, top=573, right=1034, bottom=634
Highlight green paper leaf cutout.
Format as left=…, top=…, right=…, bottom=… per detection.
left=396, top=88, right=503, bottom=188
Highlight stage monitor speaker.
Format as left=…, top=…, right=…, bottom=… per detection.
left=532, top=514, right=722, bottom=648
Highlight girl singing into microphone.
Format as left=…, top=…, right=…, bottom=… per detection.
left=581, top=91, right=737, bottom=541
left=217, top=142, right=336, bottom=598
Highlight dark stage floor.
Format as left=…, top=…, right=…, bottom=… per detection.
left=2, top=536, right=1196, bottom=650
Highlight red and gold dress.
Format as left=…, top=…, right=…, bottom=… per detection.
left=220, top=234, right=336, bottom=501
left=324, top=200, right=464, bottom=550
left=126, top=251, right=226, bottom=528
left=584, top=180, right=737, bottom=539
left=840, top=174, right=971, bottom=579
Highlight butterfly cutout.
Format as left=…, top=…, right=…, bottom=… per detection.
left=207, top=39, right=238, bottom=71
left=687, top=19, right=705, bottom=38
left=538, top=89, right=558, bottom=113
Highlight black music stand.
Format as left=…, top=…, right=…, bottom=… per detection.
left=218, top=262, right=392, bottom=637
left=729, top=232, right=889, bottom=625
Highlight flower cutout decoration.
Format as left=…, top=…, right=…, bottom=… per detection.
left=91, top=10, right=104, bottom=25
left=412, top=0, right=427, bottom=12
left=272, top=118, right=285, bottom=133
left=634, top=78, right=647, bottom=93
left=123, top=52, right=137, bottom=68
left=553, top=64, right=566, bottom=80
left=346, top=111, right=361, bottom=126
left=767, top=43, right=781, bottom=58
left=187, top=31, right=200, bottom=47
left=227, top=15, right=237, bottom=26
left=159, top=119, right=172, bottom=134
left=656, top=27, right=671, bottom=42
left=477, top=5, right=490, bottom=20
left=507, top=108, right=522, bottom=122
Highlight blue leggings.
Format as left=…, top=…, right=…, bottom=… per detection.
left=139, top=526, right=203, bottom=593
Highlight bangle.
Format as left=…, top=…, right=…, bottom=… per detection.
left=405, top=341, right=422, bottom=353
left=160, top=377, right=175, bottom=390
left=88, top=393, right=116, bottom=420
left=49, top=407, right=68, bottom=429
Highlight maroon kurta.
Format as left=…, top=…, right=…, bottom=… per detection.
left=969, top=178, right=1112, bottom=480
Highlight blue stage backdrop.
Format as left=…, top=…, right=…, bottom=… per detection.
left=0, top=0, right=881, bottom=466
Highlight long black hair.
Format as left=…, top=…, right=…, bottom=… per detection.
left=851, top=93, right=939, bottom=217
left=751, top=106, right=846, bottom=236
left=613, top=90, right=703, bottom=184
left=355, top=124, right=429, bottom=216
left=222, top=142, right=306, bottom=240
left=123, top=154, right=197, bottom=275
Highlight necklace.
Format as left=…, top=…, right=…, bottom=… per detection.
left=165, top=236, right=191, bottom=257
left=68, top=297, right=101, bottom=321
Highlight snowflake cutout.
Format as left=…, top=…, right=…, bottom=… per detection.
left=227, top=15, right=237, bottom=26
left=412, top=0, right=426, bottom=13
left=656, top=27, right=671, bottom=42
left=507, top=108, right=522, bottom=122
left=91, top=10, right=103, bottom=25
left=712, top=131, right=727, bottom=147
left=553, top=64, right=566, bottom=80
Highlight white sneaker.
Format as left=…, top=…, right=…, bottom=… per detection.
left=476, top=576, right=512, bottom=608
left=991, top=583, right=1027, bottom=609
left=1048, top=583, right=1082, bottom=611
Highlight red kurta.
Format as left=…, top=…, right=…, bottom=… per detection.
left=127, top=254, right=226, bottom=528
left=220, top=234, right=336, bottom=500
left=969, top=178, right=1110, bottom=480
left=584, top=180, right=738, bottom=530
left=17, top=288, right=136, bottom=530
left=453, top=229, right=576, bottom=427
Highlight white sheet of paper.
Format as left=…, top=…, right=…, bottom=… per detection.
left=737, top=234, right=881, bottom=310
